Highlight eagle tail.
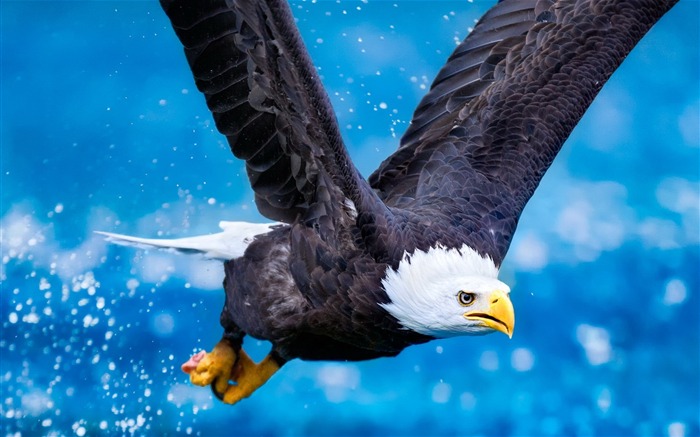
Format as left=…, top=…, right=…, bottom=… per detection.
left=96, top=221, right=282, bottom=261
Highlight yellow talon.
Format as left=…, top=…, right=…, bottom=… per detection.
left=184, top=340, right=237, bottom=389
left=219, top=349, right=281, bottom=405
left=181, top=341, right=282, bottom=405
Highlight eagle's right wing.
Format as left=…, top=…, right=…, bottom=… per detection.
left=369, top=0, right=679, bottom=264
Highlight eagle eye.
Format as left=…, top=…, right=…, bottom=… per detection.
left=457, top=291, right=475, bottom=306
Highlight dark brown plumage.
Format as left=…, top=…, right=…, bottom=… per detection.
left=142, top=0, right=679, bottom=403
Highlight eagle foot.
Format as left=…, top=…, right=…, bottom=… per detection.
left=212, top=349, right=281, bottom=405
left=182, top=341, right=281, bottom=405
left=181, top=339, right=237, bottom=395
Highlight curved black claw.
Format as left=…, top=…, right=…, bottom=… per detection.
left=205, top=349, right=285, bottom=405
left=210, top=377, right=226, bottom=401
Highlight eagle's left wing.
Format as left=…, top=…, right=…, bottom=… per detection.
left=160, top=0, right=384, bottom=248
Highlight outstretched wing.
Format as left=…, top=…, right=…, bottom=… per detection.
left=369, top=0, right=678, bottom=264
left=160, top=0, right=374, bottom=240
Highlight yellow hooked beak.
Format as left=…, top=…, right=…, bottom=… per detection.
left=464, top=289, right=515, bottom=338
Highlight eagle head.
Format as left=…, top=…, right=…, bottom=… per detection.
left=380, top=244, right=515, bottom=338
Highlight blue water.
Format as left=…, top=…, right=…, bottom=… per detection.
left=2, top=1, right=699, bottom=436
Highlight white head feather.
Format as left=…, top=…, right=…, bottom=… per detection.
left=379, top=244, right=511, bottom=338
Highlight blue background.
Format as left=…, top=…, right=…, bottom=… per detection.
left=2, top=1, right=699, bottom=436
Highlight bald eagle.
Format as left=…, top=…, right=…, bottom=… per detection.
left=100, top=0, right=679, bottom=404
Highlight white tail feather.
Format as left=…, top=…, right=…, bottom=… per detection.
left=96, top=221, right=282, bottom=261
